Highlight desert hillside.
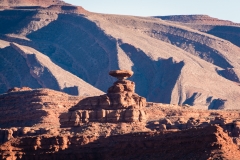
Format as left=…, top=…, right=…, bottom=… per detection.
left=0, top=0, right=65, bottom=7
left=0, top=2, right=240, bottom=109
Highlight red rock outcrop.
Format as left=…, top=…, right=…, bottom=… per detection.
left=1, top=125, right=239, bottom=160
left=1, top=75, right=240, bottom=159
left=60, top=70, right=147, bottom=127
left=0, top=88, right=82, bottom=128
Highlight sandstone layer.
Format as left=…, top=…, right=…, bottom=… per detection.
left=0, top=88, right=82, bottom=128
left=1, top=125, right=240, bottom=160
left=1, top=87, right=240, bottom=159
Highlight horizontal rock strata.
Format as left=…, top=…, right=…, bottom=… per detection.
left=61, top=71, right=147, bottom=126
left=1, top=125, right=239, bottom=160
left=0, top=88, right=82, bottom=128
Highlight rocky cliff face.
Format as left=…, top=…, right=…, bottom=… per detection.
left=0, top=88, right=82, bottom=128
left=60, top=71, right=147, bottom=127
left=1, top=125, right=240, bottom=160
left=1, top=73, right=240, bottom=159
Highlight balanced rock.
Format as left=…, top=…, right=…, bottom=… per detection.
left=60, top=70, right=147, bottom=126
left=108, top=80, right=135, bottom=93
left=109, top=70, right=133, bottom=80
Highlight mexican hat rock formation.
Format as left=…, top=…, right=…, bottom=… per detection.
left=60, top=70, right=147, bottom=127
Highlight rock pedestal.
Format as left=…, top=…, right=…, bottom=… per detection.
left=60, top=70, right=147, bottom=127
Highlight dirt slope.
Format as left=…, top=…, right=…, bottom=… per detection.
left=0, top=41, right=103, bottom=96
left=0, top=3, right=240, bottom=109
left=157, top=15, right=240, bottom=47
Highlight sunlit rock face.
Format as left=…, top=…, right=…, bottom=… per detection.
left=60, top=70, right=147, bottom=126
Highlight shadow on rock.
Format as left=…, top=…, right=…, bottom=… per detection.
left=119, top=42, right=184, bottom=104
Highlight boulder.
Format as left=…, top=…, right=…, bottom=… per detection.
left=109, top=70, right=133, bottom=80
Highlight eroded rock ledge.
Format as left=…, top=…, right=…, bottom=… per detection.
left=60, top=70, right=147, bottom=127
left=1, top=125, right=240, bottom=160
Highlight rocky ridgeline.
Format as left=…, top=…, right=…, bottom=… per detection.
left=155, top=116, right=240, bottom=134
left=0, top=127, right=51, bottom=145
left=0, top=0, right=64, bottom=7
left=0, top=88, right=82, bottom=128
left=0, top=87, right=82, bottom=145
left=146, top=114, right=240, bottom=147
left=60, top=70, right=147, bottom=127
left=158, top=15, right=238, bottom=25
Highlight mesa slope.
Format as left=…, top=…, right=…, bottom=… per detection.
left=0, top=0, right=65, bottom=7
left=0, top=2, right=240, bottom=109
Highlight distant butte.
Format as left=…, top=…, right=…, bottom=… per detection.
left=0, top=0, right=89, bottom=15
left=155, top=15, right=240, bottom=26
left=0, top=0, right=66, bottom=7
